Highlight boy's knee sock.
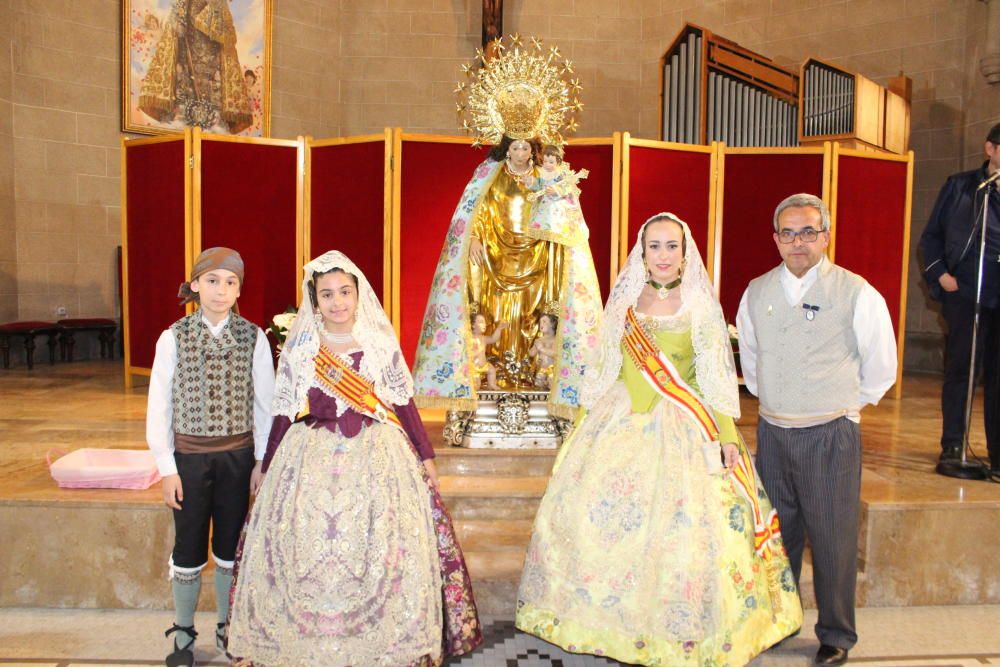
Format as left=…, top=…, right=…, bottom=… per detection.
left=171, top=571, right=202, bottom=650
left=214, top=564, right=234, bottom=626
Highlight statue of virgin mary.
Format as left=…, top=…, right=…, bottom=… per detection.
left=412, top=36, right=603, bottom=421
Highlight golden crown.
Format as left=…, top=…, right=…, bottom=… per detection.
left=456, top=34, right=583, bottom=147
left=541, top=301, right=561, bottom=317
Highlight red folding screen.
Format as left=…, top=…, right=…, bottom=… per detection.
left=309, top=136, right=389, bottom=303
left=832, top=148, right=913, bottom=389
left=197, top=136, right=300, bottom=344
left=122, top=137, right=188, bottom=378
left=122, top=133, right=911, bottom=392
left=564, top=140, right=618, bottom=298
left=623, top=139, right=716, bottom=271
left=716, top=148, right=828, bottom=323
left=395, top=137, right=486, bottom=366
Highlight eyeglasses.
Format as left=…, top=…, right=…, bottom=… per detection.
left=777, top=228, right=824, bottom=244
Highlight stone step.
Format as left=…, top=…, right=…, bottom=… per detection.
left=464, top=549, right=526, bottom=581
left=439, top=475, right=547, bottom=520
left=432, top=446, right=557, bottom=478
left=453, top=519, right=533, bottom=552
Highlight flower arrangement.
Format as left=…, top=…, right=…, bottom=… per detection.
left=267, top=308, right=297, bottom=350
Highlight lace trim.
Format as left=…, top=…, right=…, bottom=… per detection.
left=634, top=307, right=691, bottom=334
left=273, top=251, right=414, bottom=419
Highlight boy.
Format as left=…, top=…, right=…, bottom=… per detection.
left=146, top=247, right=274, bottom=666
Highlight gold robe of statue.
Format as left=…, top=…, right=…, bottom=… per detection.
left=470, top=167, right=564, bottom=375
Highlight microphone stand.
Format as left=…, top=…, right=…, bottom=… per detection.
left=936, top=176, right=995, bottom=480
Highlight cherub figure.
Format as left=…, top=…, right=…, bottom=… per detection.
left=529, top=312, right=559, bottom=390
left=471, top=311, right=507, bottom=390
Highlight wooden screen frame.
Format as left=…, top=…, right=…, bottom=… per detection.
left=305, top=131, right=395, bottom=311
left=829, top=144, right=913, bottom=398
left=714, top=143, right=832, bottom=287
left=389, top=130, right=478, bottom=336
left=190, top=128, right=305, bottom=298
left=565, top=133, right=624, bottom=291
left=120, top=131, right=192, bottom=389
left=619, top=133, right=720, bottom=288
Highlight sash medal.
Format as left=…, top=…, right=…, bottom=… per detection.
left=622, top=307, right=780, bottom=559
left=314, top=345, right=404, bottom=433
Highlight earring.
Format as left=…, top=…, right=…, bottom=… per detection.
left=313, top=310, right=323, bottom=328
left=644, top=266, right=651, bottom=282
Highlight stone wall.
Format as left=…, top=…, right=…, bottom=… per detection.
left=0, top=0, right=16, bottom=324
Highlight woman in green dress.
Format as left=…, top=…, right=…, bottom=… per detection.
left=516, top=213, right=802, bottom=666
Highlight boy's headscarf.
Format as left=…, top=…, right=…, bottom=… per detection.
left=177, top=247, right=245, bottom=305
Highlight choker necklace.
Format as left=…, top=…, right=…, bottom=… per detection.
left=647, top=277, right=682, bottom=300
left=321, top=329, right=354, bottom=344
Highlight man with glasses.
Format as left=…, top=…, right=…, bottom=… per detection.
left=919, top=123, right=1000, bottom=471
left=736, top=193, right=897, bottom=666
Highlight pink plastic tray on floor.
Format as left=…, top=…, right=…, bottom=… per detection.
left=47, top=448, right=162, bottom=490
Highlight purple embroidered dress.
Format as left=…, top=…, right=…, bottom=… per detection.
left=228, top=350, right=481, bottom=666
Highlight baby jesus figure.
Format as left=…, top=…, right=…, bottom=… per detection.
left=529, top=312, right=559, bottom=390
left=527, top=145, right=589, bottom=247
left=471, top=312, right=507, bottom=390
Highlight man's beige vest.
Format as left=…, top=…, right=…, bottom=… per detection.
left=170, top=312, right=256, bottom=436
left=746, top=261, right=866, bottom=418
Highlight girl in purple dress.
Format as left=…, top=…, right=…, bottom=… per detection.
left=228, top=251, right=481, bottom=666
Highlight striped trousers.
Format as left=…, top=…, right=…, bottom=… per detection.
left=756, top=416, right=861, bottom=650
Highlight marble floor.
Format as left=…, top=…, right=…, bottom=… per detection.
left=2, top=360, right=998, bottom=505
left=0, top=606, right=998, bottom=666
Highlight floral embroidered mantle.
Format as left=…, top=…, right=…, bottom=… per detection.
left=412, top=159, right=603, bottom=419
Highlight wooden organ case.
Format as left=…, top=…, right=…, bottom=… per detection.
left=660, top=24, right=800, bottom=147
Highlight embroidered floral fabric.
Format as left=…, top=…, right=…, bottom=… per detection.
left=515, top=329, right=802, bottom=666
left=228, top=419, right=481, bottom=666
left=412, top=158, right=602, bottom=419
left=526, top=163, right=590, bottom=248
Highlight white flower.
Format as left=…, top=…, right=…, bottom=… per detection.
left=272, top=312, right=296, bottom=330
left=727, top=324, right=739, bottom=339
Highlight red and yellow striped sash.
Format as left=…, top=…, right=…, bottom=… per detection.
left=314, top=345, right=404, bottom=432
left=622, top=307, right=720, bottom=442
left=622, top=307, right=781, bottom=558
left=731, top=444, right=782, bottom=557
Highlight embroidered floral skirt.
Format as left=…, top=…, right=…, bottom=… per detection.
left=515, top=382, right=802, bottom=666
left=228, top=422, right=481, bottom=666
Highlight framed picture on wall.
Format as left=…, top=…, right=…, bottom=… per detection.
left=122, top=0, right=273, bottom=137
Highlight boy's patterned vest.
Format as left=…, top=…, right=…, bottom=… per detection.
left=170, top=312, right=257, bottom=437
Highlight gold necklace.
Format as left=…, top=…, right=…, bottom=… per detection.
left=505, top=159, right=532, bottom=182
left=647, top=277, right=682, bottom=300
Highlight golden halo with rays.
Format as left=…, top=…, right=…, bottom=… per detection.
left=457, top=34, right=582, bottom=147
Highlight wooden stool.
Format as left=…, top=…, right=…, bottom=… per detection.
left=0, top=321, right=60, bottom=370
left=57, top=318, right=118, bottom=362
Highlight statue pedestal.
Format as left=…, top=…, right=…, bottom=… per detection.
left=444, top=390, right=571, bottom=449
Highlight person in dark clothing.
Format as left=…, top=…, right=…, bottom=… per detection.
left=919, top=122, right=1000, bottom=471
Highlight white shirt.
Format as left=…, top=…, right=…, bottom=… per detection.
left=145, top=314, right=275, bottom=476
left=735, top=258, right=898, bottom=425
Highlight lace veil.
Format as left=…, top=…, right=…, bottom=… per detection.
left=580, top=213, right=740, bottom=417
left=272, top=251, right=414, bottom=419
